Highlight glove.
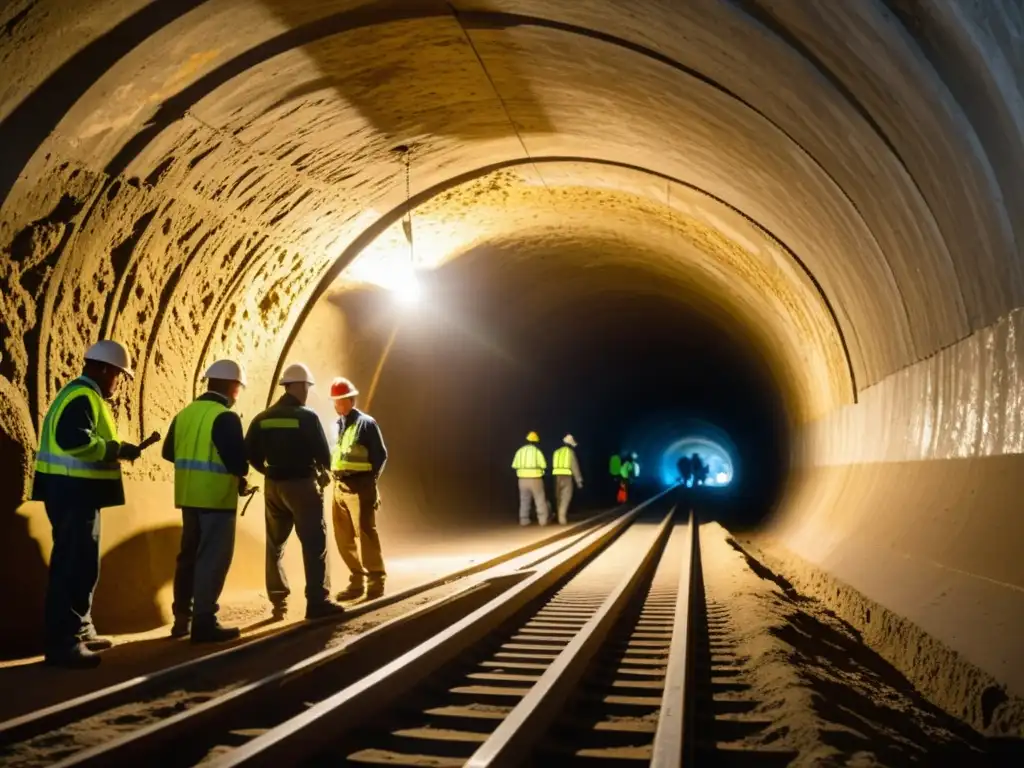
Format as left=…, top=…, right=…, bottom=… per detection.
left=238, top=476, right=250, bottom=496
left=118, top=442, right=142, bottom=461
left=373, top=488, right=382, bottom=511
left=577, top=481, right=583, bottom=490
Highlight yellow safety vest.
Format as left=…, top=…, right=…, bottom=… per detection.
left=512, top=444, right=546, bottom=478
left=35, top=378, right=121, bottom=481
left=332, top=423, right=373, bottom=473
left=552, top=446, right=574, bottom=476
left=173, top=400, right=239, bottom=510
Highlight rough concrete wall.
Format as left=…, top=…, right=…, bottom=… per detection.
left=771, top=310, right=1024, bottom=702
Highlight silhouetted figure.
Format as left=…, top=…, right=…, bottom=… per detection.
left=691, top=452, right=708, bottom=486
left=676, top=455, right=693, bottom=487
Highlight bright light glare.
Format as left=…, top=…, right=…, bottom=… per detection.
left=393, top=275, right=422, bottom=306
left=715, top=471, right=729, bottom=485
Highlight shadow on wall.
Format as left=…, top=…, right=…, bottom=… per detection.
left=0, top=507, right=267, bottom=659
left=91, top=526, right=181, bottom=635
left=0, top=435, right=49, bottom=659
left=256, top=0, right=552, bottom=143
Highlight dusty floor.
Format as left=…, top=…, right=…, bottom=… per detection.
left=0, top=520, right=575, bottom=722
left=700, top=522, right=989, bottom=766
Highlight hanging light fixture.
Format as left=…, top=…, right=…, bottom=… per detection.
left=392, top=144, right=421, bottom=306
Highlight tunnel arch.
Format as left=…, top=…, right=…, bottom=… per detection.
left=268, top=154, right=859, bottom=411
left=1, top=0, right=1023, bottom=731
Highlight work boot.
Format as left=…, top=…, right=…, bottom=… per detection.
left=191, top=615, right=241, bottom=644
left=170, top=616, right=191, bottom=638
left=335, top=581, right=365, bottom=601
left=45, top=643, right=101, bottom=669
left=80, top=633, right=114, bottom=652
left=270, top=603, right=288, bottom=621
left=365, top=580, right=386, bottom=600
left=305, top=600, right=346, bottom=621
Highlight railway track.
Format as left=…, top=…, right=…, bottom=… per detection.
left=206, top=497, right=697, bottom=767
left=0, top=505, right=632, bottom=768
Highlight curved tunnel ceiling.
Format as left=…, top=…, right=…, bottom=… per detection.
left=4, top=0, right=1019, bottom=445
left=3, top=0, right=1024, bottom=715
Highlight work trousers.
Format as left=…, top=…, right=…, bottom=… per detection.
left=265, top=478, right=330, bottom=608
left=44, top=503, right=101, bottom=651
left=518, top=477, right=550, bottom=526
left=555, top=476, right=576, bottom=525
left=172, top=509, right=236, bottom=619
left=332, top=474, right=385, bottom=584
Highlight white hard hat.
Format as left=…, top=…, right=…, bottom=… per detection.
left=563, top=434, right=577, bottom=447
left=204, top=359, right=247, bottom=387
left=84, top=340, right=134, bottom=378
left=279, top=362, right=315, bottom=386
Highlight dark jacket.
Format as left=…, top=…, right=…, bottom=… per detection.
left=245, top=393, right=331, bottom=481
left=162, top=391, right=248, bottom=512
left=336, top=408, right=387, bottom=479
left=31, top=376, right=125, bottom=509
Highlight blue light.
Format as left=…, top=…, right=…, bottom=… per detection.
left=659, top=436, right=734, bottom=488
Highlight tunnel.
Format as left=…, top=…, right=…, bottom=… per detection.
left=1, top=0, right=1022, bottom=740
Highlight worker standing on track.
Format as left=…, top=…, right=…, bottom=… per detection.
left=618, top=452, right=638, bottom=503
left=552, top=434, right=583, bottom=525
left=33, top=340, right=141, bottom=668
left=512, top=432, right=550, bottom=526
left=245, top=363, right=345, bottom=622
left=164, top=359, right=250, bottom=643
left=329, top=377, right=388, bottom=601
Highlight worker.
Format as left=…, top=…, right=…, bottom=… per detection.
left=609, top=452, right=623, bottom=502
left=618, top=452, right=633, bottom=503
left=512, top=432, right=550, bottom=526
left=692, top=452, right=708, bottom=486
left=552, top=434, right=583, bottom=525
left=245, top=363, right=345, bottom=621
left=677, top=454, right=693, bottom=487
left=163, top=359, right=250, bottom=643
left=33, top=340, right=141, bottom=668
left=330, top=377, right=388, bottom=601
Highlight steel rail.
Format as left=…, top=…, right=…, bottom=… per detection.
left=651, top=508, right=698, bottom=767
left=465, top=505, right=680, bottom=766
left=0, top=505, right=624, bottom=748
left=210, top=487, right=677, bottom=767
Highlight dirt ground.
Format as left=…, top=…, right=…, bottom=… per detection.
left=699, top=521, right=991, bottom=766
left=0, top=522, right=570, bottom=722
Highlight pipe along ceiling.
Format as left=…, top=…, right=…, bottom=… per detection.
left=1, top=0, right=1023, bottom=733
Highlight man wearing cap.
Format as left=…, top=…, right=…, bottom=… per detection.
left=512, top=432, right=550, bottom=526
left=33, top=340, right=141, bottom=667
left=552, top=434, right=584, bottom=525
left=329, top=377, right=388, bottom=601
left=163, top=359, right=250, bottom=643
left=245, top=363, right=344, bottom=621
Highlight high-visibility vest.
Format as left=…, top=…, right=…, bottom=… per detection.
left=620, top=460, right=634, bottom=479
left=552, top=446, right=574, bottom=476
left=173, top=400, right=239, bottom=510
left=35, top=378, right=122, bottom=482
left=608, top=455, right=621, bottom=477
left=512, top=444, right=546, bottom=478
left=332, top=422, right=373, bottom=473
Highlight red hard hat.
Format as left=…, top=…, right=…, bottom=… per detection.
left=330, top=376, right=360, bottom=400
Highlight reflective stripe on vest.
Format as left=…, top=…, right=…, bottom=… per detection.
left=173, top=400, right=239, bottom=510
left=332, top=423, right=372, bottom=473
left=512, top=444, right=545, bottom=478
left=552, top=446, right=574, bottom=476
left=260, top=418, right=300, bottom=430
left=35, top=379, right=122, bottom=481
